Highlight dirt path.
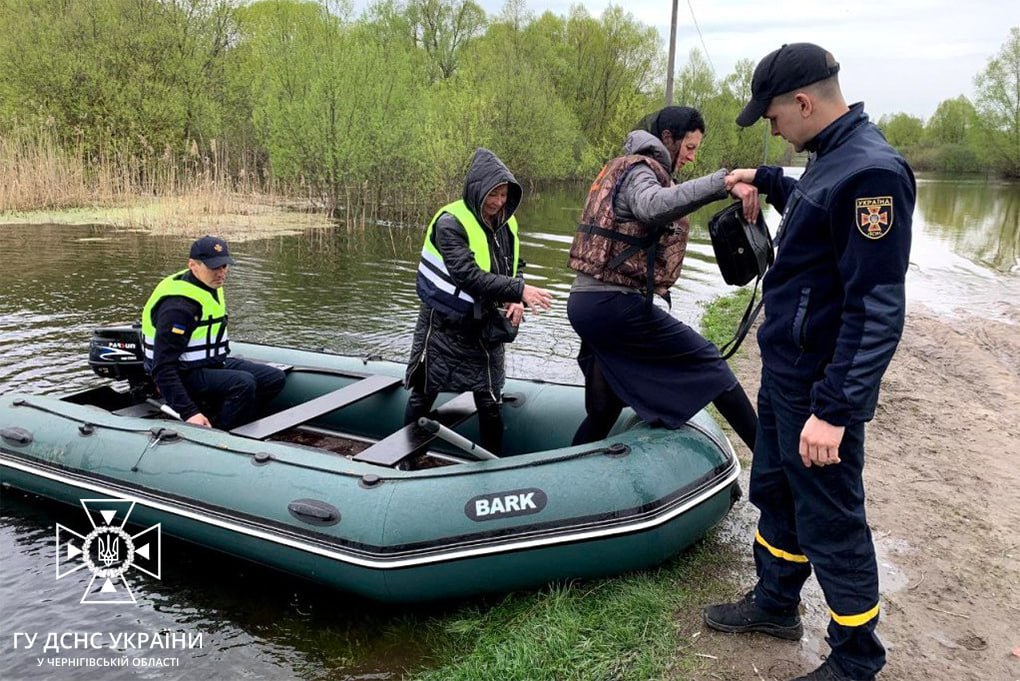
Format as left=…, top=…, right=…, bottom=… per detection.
left=686, top=309, right=1020, bottom=681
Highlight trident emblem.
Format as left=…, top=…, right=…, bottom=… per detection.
left=54, top=499, right=162, bottom=604
left=97, top=534, right=120, bottom=567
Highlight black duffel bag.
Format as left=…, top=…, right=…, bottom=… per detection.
left=708, top=201, right=774, bottom=286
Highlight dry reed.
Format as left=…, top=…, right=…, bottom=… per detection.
left=0, top=128, right=446, bottom=235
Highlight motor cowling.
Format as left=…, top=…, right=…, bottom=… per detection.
left=88, top=324, right=148, bottom=387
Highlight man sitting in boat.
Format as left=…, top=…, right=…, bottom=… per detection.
left=140, top=235, right=285, bottom=429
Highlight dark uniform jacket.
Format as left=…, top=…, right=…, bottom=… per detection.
left=753, top=103, right=915, bottom=426
left=147, top=272, right=224, bottom=420
left=405, top=149, right=525, bottom=397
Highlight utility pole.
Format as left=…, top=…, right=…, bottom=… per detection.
left=665, top=0, right=678, bottom=105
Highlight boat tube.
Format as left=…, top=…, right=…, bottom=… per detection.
left=0, top=325, right=741, bottom=602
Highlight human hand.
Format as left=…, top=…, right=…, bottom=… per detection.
left=522, top=284, right=553, bottom=312
left=729, top=182, right=760, bottom=224
left=504, top=302, right=525, bottom=326
left=799, top=415, right=845, bottom=468
left=186, top=412, right=212, bottom=428
left=724, top=168, right=757, bottom=191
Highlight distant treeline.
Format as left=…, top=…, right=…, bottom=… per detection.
left=0, top=2, right=1016, bottom=221
left=878, top=27, right=1020, bottom=178
left=0, top=0, right=788, bottom=219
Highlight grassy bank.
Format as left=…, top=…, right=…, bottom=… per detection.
left=402, top=292, right=752, bottom=681
left=700, top=289, right=759, bottom=359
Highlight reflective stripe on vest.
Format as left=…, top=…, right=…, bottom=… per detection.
left=415, top=200, right=519, bottom=319
left=140, top=270, right=229, bottom=367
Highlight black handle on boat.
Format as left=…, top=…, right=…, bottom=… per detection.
left=416, top=418, right=499, bottom=461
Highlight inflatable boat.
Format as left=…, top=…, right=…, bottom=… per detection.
left=0, top=325, right=740, bottom=602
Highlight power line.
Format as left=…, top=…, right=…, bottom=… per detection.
left=686, top=0, right=715, bottom=72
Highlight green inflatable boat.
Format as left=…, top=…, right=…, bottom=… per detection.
left=0, top=325, right=741, bottom=602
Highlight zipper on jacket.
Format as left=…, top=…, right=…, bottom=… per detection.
left=491, top=229, right=511, bottom=274
left=792, top=287, right=811, bottom=355
left=481, top=340, right=496, bottom=403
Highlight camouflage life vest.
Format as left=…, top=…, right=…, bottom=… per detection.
left=567, top=155, right=690, bottom=300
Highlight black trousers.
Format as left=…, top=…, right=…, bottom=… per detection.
left=180, top=357, right=286, bottom=430
left=750, top=370, right=883, bottom=679
left=405, top=390, right=504, bottom=456
left=571, top=357, right=757, bottom=451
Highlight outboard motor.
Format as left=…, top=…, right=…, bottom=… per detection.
left=88, top=324, right=151, bottom=391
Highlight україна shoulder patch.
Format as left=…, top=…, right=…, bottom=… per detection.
left=855, top=196, right=893, bottom=239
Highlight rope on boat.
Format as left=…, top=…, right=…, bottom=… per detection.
left=9, top=398, right=624, bottom=483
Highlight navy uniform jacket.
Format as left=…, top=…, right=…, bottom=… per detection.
left=753, top=103, right=915, bottom=426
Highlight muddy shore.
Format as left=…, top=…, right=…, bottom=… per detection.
left=687, top=308, right=1020, bottom=681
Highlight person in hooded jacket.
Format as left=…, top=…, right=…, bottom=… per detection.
left=405, top=148, right=553, bottom=455
left=566, top=106, right=760, bottom=450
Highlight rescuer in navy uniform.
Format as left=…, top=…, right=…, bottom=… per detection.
left=702, top=44, right=915, bottom=681
left=141, top=235, right=285, bottom=430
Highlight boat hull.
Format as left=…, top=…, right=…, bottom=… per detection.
left=0, top=342, right=740, bottom=602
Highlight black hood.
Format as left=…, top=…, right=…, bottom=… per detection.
left=462, top=148, right=522, bottom=225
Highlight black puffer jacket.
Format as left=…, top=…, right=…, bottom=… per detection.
left=405, top=149, right=526, bottom=397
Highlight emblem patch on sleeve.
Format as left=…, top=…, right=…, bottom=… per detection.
left=855, top=197, right=894, bottom=239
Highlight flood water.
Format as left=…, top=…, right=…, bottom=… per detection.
left=1, top=175, right=1018, bottom=679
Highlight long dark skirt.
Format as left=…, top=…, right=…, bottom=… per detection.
left=567, top=290, right=737, bottom=428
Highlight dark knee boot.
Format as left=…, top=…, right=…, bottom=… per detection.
left=713, top=383, right=758, bottom=452
left=474, top=392, right=503, bottom=456
left=405, top=391, right=437, bottom=426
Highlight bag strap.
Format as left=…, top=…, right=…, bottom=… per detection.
left=718, top=273, right=764, bottom=360
left=577, top=222, right=667, bottom=305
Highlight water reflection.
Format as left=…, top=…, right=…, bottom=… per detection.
left=908, top=176, right=1020, bottom=321
left=916, top=175, right=1019, bottom=273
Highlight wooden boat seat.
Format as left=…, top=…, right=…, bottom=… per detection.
left=352, top=391, right=478, bottom=467
left=231, top=374, right=401, bottom=440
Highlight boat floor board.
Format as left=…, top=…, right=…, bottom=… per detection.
left=353, top=391, right=478, bottom=467
left=111, top=402, right=162, bottom=418
left=231, top=374, right=401, bottom=440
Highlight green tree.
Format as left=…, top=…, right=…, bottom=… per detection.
left=407, top=0, right=487, bottom=82
left=879, top=113, right=925, bottom=149
left=524, top=4, right=661, bottom=169
left=674, top=48, right=714, bottom=111
left=924, top=96, right=978, bottom=145
left=917, top=96, right=982, bottom=172
left=425, top=5, right=578, bottom=187
left=974, top=26, right=1020, bottom=176
left=0, top=0, right=235, bottom=161
left=236, top=0, right=426, bottom=212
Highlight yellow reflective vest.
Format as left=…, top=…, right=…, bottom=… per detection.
left=141, top=270, right=229, bottom=370
left=415, top=200, right=519, bottom=319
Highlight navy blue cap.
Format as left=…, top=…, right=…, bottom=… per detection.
left=737, top=43, right=840, bottom=127
left=189, top=235, right=235, bottom=268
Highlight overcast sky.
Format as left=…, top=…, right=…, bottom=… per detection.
left=356, top=0, right=1020, bottom=122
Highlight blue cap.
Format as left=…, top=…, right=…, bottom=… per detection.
left=189, top=235, right=235, bottom=268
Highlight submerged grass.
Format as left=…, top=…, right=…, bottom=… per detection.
left=403, top=291, right=751, bottom=681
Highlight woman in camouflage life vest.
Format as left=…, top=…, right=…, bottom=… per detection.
left=566, top=106, right=760, bottom=452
